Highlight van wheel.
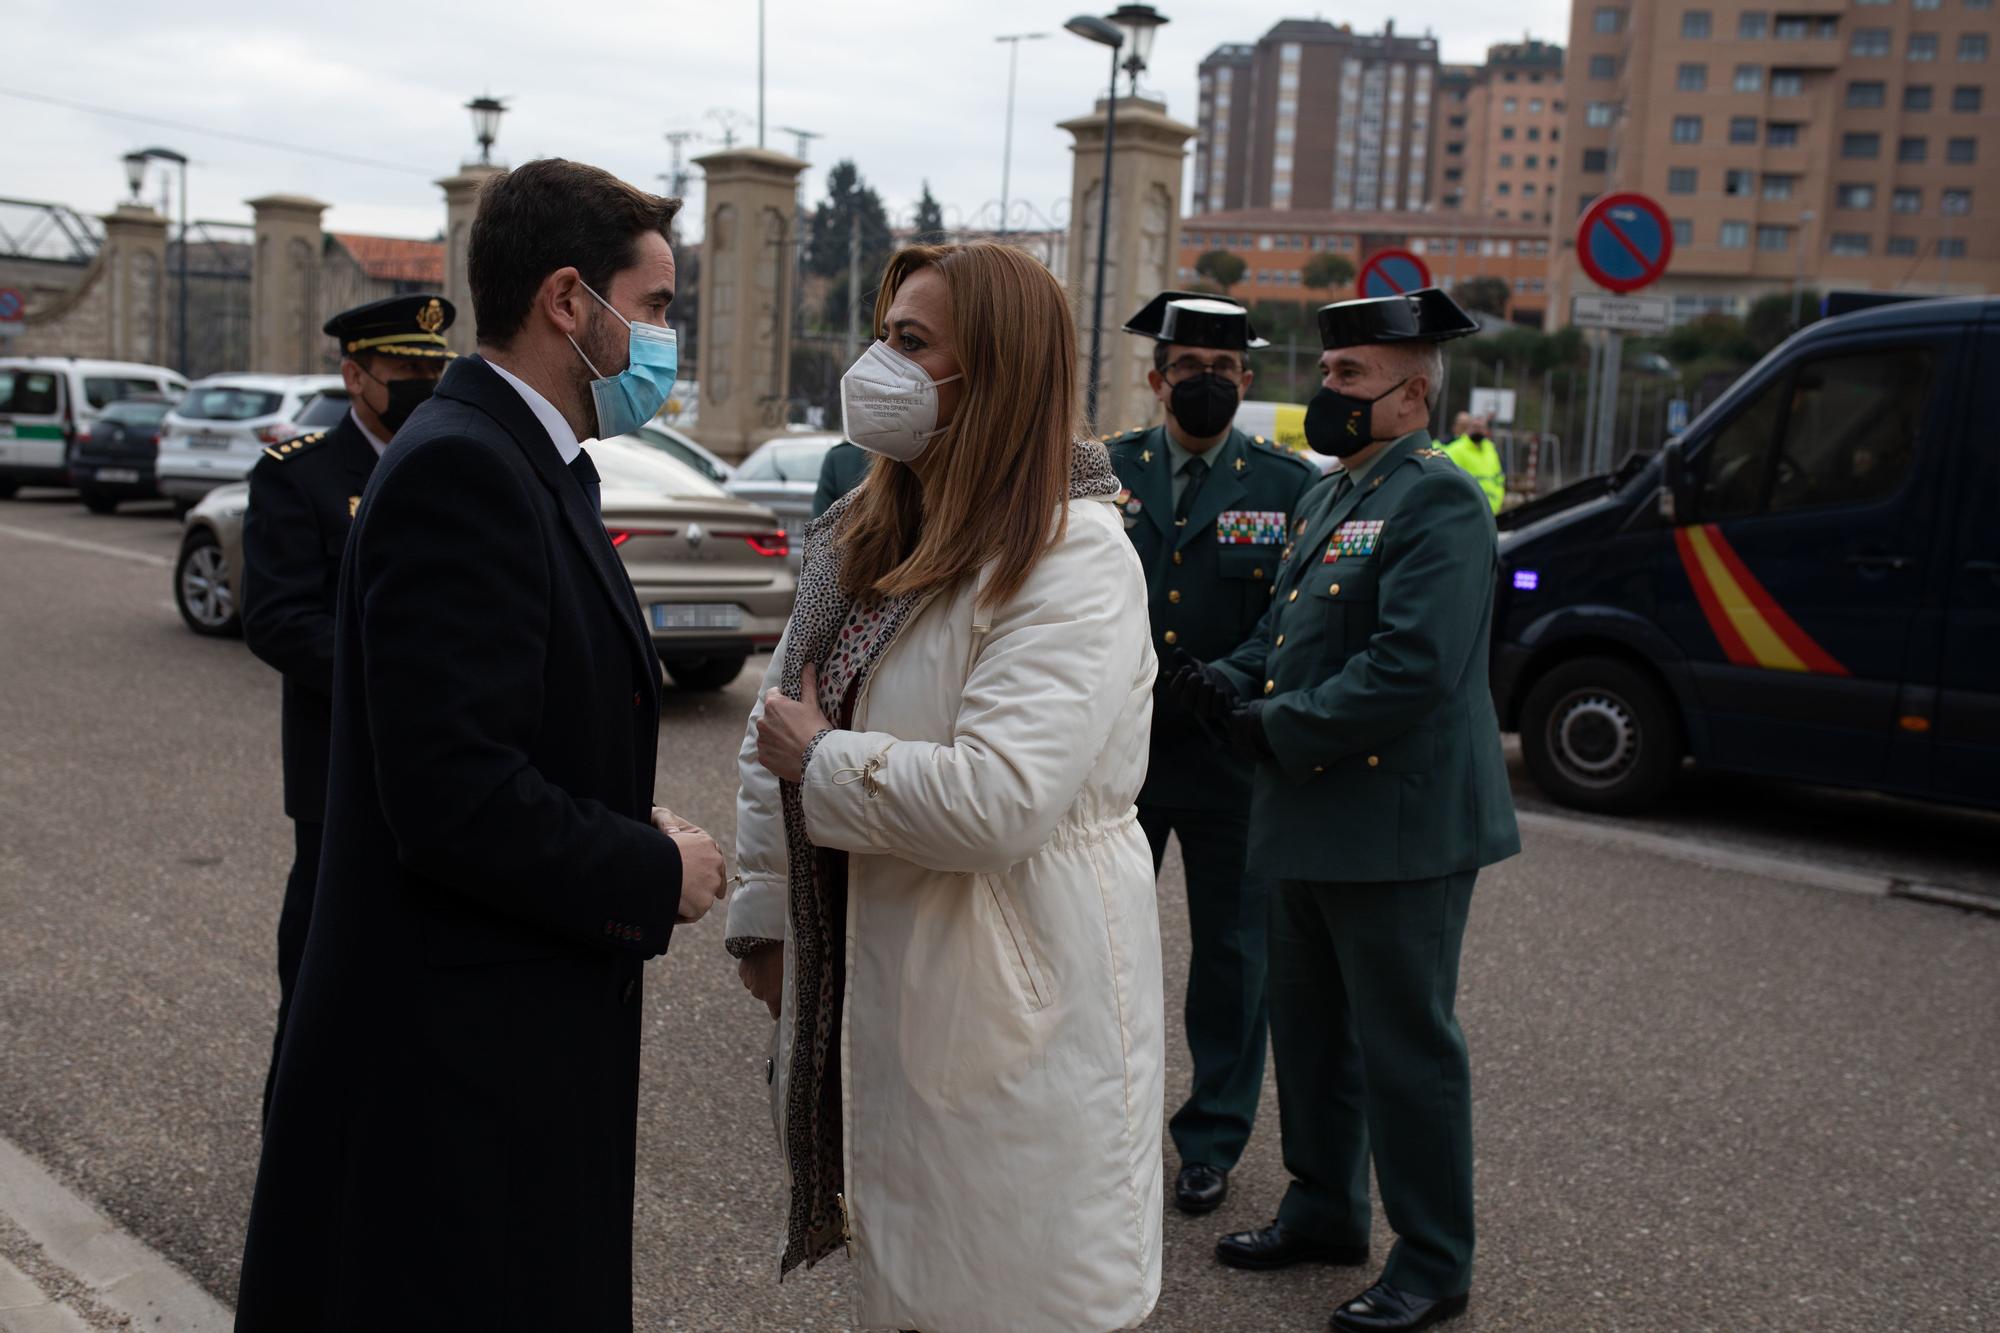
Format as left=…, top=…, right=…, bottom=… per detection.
left=0, top=479, right=18, bottom=499
left=81, top=491, right=119, bottom=515
left=664, top=655, right=748, bottom=692
left=174, top=530, right=242, bottom=638
left=1520, top=655, right=1680, bottom=814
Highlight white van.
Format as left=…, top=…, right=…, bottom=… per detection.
left=156, top=373, right=343, bottom=509
left=0, top=357, right=189, bottom=496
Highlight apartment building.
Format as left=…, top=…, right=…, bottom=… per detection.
left=1552, top=0, right=1998, bottom=325
left=1440, top=40, right=1569, bottom=224
left=1194, top=20, right=1443, bottom=215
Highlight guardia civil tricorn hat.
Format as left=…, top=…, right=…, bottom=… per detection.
left=1314, top=287, right=1479, bottom=351
left=1123, top=291, right=1271, bottom=350
left=323, top=293, right=456, bottom=360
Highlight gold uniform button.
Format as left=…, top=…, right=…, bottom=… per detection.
left=1367, top=755, right=1380, bottom=767
left=1313, top=765, right=1325, bottom=774
left=1163, top=630, right=1179, bottom=645
left=1275, top=634, right=1286, bottom=646
left=1288, top=589, right=1299, bottom=602
left=1330, top=583, right=1341, bottom=595
left=1252, top=567, right=1264, bottom=580
left=1172, top=551, right=1184, bottom=565
left=1264, top=679, right=1276, bottom=695
left=1169, top=590, right=1182, bottom=604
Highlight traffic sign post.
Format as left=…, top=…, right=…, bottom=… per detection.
left=0, top=288, right=24, bottom=342
left=1570, top=292, right=1671, bottom=334
left=1574, top=192, right=1673, bottom=472
left=1357, top=248, right=1432, bottom=299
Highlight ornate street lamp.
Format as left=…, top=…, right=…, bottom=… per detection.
left=1066, top=13, right=1124, bottom=431
left=1107, top=4, right=1168, bottom=96
left=125, top=147, right=190, bottom=375
left=466, top=95, right=508, bottom=166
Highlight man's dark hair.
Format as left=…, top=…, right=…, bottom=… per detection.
left=1153, top=343, right=1251, bottom=375
left=468, top=158, right=681, bottom=347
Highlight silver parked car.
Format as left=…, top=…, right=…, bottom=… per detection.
left=724, top=431, right=843, bottom=572
left=173, top=437, right=796, bottom=690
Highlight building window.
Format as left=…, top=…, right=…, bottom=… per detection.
left=1899, top=135, right=1929, bottom=161
left=1947, top=136, right=1976, bottom=161
left=1530, top=99, right=1545, bottom=113
left=1683, top=9, right=1712, bottom=36
left=1498, top=182, right=1513, bottom=195
left=1504, top=97, right=1519, bottom=113
left=1771, top=70, right=1805, bottom=95
left=1846, top=80, right=1886, bottom=107
left=1668, top=166, right=1698, bottom=193
left=1757, top=225, right=1792, bottom=251
left=1960, top=33, right=1990, bottom=59
left=1968, top=0, right=1994, bottom=10
left=1954, top=84, right=1984, bottom=110
left=1740, top=10, right=1768, bottom=35
left=1767, top=121, right=1802, bottom=146
left=1526, top=154, right=1541, bottom=168
left=1678, top=63, right=1709, bottom=90
left=1939, top=238, right=1967, bottom=258
left=1775, top=16, right=1810, bottom=38
left=1594, top=6, right=1626, bottom=32
left=1589, top=54, right=1618, bottom=78
left=1499, top=153, right=1515, bottom=168
left=1672, top=218, right=1694, bottom=244
left=1762, top=174, right=1797, bottom=199
left=1736, top=64, right=1764, bottom=91
left=1843, top=131, right=1882, bottom=157
left=1725, top=168, right=1756, bottom=195
left=1673, top=115, right=1704, bottom=143
left=1583, top=148, right=1609, bottom=173
left=1829, top=232, right=1872, bottom=255
left=1524, top=182, right=1539, bottom=196
left=1730, top=116, right=1760, bottom=143
left=1527, top=127, right=1543, bottom=141
left=1943, top=188, right=1972, bottom=213
left=1909, top=33, right=1939, bottom=61
left=1720, top=221, right=1751, bottom=248
left=1892, top=187, right=1923, bottom=212
left=1851, top=27, right=1891, bottom=56
left=1906, top=84, right=1935, bottom=109
left=1503, top=125, right=1518, bottom=139
left=1915, top=0, right=1942, bottom=8
left=1836, top=183, right=1877, bottom=209
left=1888, top=236, right=1919, bottom=256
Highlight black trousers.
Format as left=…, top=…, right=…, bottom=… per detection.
left=1138, top=803, right=1271, bottom=1172
left=261, top=818, right=322, bottom=1124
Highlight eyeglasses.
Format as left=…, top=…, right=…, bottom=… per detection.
left=1164, top=357, right=1246, bottom=384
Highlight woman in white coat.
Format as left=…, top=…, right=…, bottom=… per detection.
left=726, top=242, right=1164, bottom=1333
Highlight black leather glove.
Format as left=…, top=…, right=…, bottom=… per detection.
left=1163, top=647, right=1239, bottom=723
left=1196, top=699, right=1274, bottom=763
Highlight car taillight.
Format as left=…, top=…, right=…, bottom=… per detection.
left=255, top=423, right=293, bottom=445
left=725, top=529, right=789, bottom=558
left=74, top=427, right=92, bottom=445
left=606, top=529, right=633, bottom=548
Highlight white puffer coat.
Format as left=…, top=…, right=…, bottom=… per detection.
left=727, top=496, right=1164, bottom=1333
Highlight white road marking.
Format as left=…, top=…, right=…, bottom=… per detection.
left=1517, top=809, right=1893, bottom=898
left=0, top=1135, right=230, bottom=1330
left=0, top=524, right=171, bottom=570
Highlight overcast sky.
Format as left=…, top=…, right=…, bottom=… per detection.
left=5, top=0, right=1570, bottom=247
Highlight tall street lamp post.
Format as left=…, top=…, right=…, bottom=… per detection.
left=125, top=147, right=189, bottom=375
left=995, top=33, right=1049, bottom=236
left=466, top=95, right=508, bottom=166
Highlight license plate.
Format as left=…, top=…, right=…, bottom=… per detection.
left=189, top=434, right=233, bottom=450
left=652, top=603, right=742, bottom=631
left=94, top=468, right=141, bottom=484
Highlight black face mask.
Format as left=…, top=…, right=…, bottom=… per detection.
left=360, top=366, right=436, bottom=435
left=1167, top=371, right=1240, bottom=439
left=1469, top=431, right=1488, bottom=444
left=1303, top=377, right=1411, bottom=458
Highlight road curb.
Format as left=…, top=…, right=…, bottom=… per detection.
left=1516, top=809, right=1896, bottom=898
left=0, top=1134, right=231, bottom=1331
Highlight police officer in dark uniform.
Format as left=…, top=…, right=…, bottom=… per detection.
left=1172, top=289, right=1519, bottom=1332
left=240, top=292, right=454, bottom=1121
left=1107, top=292, right=1319, bottom=1215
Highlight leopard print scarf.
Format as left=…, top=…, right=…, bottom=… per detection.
left=773, top=438, right=1119, bottom=1274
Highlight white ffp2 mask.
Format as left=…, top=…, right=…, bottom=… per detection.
left=839, top=340, right=964, bottom=462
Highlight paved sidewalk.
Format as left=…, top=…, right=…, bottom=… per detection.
left=0, top=1135, right=230, bottom=1332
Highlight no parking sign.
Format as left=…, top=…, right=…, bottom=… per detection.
left=1356, top=248, right=1432, bottom=298
left=1576, top=193, right=1673, bottom=294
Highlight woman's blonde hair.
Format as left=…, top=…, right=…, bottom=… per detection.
left=838, top=242, right=1080, bottom=609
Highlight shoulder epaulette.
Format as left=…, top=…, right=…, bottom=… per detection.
left=261, top=431, right=327, bottom=463
left=1249, top=434, right=1319, bottom=473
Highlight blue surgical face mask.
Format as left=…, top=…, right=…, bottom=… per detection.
left=567, top=281, right=677, bottom=439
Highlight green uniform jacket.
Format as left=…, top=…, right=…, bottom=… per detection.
left=810, top=440, right=871, bottom=519
left=1109, top=424, right=1320, bottom=809
left=1216, top=430, right=1520, bottom=882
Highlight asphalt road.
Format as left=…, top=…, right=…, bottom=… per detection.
left=2, top=491, right=1996, bottom=1332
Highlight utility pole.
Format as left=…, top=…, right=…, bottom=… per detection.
left=778, top=126, right=822, bottom=348
left=994, top=33, right=1048, bottom=235
left=757, top=0, right=766, bottom=149
left=845, top=212, right=861, bottom=364
left=663, top=130, right=696, bottom=197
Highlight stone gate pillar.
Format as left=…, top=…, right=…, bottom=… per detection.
left=99, top=204, right=170, bottom=368
left=1061, top=96, right=1197, bottom=436
left=437, top=164, right=503, bottom=355
left=690, top=147, right=807, bottom=461
left=248, top=194, right=328, bottom=374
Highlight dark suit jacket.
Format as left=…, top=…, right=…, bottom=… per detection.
left=241, top=413, right=376, bottom=822
left=235, top=355, right=683, bottom=1332
left=810, top=439, right=870, bottom=518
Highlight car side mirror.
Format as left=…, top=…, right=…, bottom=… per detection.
left=1659, top=438, right=1691, bottom=525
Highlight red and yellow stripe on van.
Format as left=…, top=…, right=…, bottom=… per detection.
left=1672, top=524, right=1848, bottom=675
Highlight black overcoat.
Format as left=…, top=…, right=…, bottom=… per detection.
left=235, top=355, right=682, bottom=1332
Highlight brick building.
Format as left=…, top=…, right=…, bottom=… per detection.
left=1440, top=39, right=1569, bottom=224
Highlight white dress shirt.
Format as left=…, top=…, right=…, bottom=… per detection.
left=485, top=357, right=584, bottom=464
left=351, top=410, right=390, bottom=457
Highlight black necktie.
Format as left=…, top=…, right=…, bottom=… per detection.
left=1332, top=471, right=1354, bottom=504
left=570, top=450, right=602, bottom=517
left=1176, top=455, right=1210, bottom=522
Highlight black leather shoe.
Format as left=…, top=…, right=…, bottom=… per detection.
left=1328, top=1280, right=1469, bottom=1331
left=1175, top=1163, right=1229, bottom=1214
left=1215, top=1221, right=1368, bottom=1271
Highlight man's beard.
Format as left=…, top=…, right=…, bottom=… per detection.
left=574, top=303, right=627, bottom=432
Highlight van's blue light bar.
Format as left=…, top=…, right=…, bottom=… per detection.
left=1513, top=569, right=1540, bottom=591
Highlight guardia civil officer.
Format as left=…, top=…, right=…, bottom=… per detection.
left=1108, top=292, right=1318, bottom=1215
left=239, top=292, right=453, bottom=1123
left=1170, top=288, right=1520, bottom=1333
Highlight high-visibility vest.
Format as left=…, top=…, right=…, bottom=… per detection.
left=1445, top=435, right=1505, bottom=514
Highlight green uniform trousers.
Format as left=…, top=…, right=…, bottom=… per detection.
left=1139, top=804, right=1270, bottom=1172
left=1270, top=870, right=1477, bottom=1299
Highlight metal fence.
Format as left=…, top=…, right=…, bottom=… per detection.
left=164, top=222, right=253, bottom=380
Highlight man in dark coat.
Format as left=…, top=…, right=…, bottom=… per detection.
left=240, top=292, right=453, bottom=1122
left=235, top=158, right=727, bottom=1332
left=811, top=437, right=869, bottom=518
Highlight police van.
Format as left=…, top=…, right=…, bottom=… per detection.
left=1492, top=294, right=1997, bottom=814
left=0, top=357, right=188, bottom=496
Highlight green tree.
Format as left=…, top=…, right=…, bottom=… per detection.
left=1453, top=275, right=1512, bottom=317
left=807, top=160, right=894, bottom=331
left=1745, top=288, right=1820, bottom=354
left=912, top=181, right=946, bottom=243
left=1301, top=253, right=1356, bottom=293
left=1195, top=249, right=1247, bottom=294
